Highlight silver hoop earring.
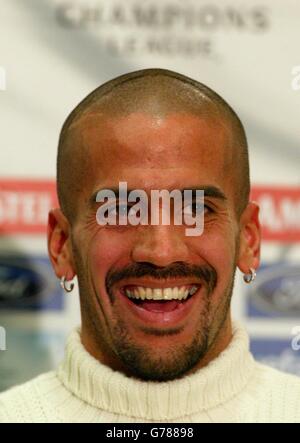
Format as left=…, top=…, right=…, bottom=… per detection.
left=60, top=276, right=74, bottom=293
left=243, top=268, right=256, bottom=284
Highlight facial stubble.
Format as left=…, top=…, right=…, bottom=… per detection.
left=73, top=234, right=237, bottom=382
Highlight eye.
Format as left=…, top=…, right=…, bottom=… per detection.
left=107, top=203, right=141, bottom=219
left=106, top=204, right=130, bottom=216
left=183, top=202, right=211, bottom=216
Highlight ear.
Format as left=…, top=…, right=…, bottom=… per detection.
left=47, top=208, right=76, bottom=280
left=237, top=201, right=261, bottom=274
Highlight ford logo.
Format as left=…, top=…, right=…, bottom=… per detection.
left=250, top=264, right=300, bottom=316
left=0, top=256, right=57, bottom=308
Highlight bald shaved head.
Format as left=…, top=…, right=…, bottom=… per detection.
left=57, top=68, right=250, bottom=221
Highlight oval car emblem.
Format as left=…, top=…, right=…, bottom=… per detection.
left=0, top=257, right=56, bottom=308
left=250, top=264, right=300, bottom=316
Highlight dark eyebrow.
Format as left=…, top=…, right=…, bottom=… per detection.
left=89, top=185, right=227, bottom=207
left=189, top=186, right=227, bottom=201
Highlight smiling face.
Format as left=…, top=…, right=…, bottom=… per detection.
left=49, top=69, right=261, bottom=381
left=53, top=110, right=251, bottom=381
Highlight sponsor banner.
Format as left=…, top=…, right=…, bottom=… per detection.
left=247, top=262, right=300, bottom=318
left=250, top=186, right=300, bottom=243
left=1, top=179, right=299, bottom=241
left=0, top=179, right=57, bottom=235
left=250, top=338, right=300, bottom=377
left=0, top=254, right=63, bottom=311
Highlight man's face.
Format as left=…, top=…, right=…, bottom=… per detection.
left=68, top=111, right=240, bottom=381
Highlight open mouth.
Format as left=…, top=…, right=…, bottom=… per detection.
left=120, top=284, right=200, bottom=313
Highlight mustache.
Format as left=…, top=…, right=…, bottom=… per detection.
left=105, top=262, right=217, bottom=296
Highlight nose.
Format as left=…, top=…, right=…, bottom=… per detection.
left=131, top=224, right=190, bottom=267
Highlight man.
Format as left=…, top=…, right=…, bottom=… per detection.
left=1, top=68, right=300, bottom=423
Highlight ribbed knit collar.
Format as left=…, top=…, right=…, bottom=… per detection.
left=57, top=322, right=255, bottom=421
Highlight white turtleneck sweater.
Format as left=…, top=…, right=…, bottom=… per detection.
left=1, top=322, right=300, bottom=423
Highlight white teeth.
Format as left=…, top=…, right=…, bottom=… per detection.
left=163, top=288, right=175, bottom=300
left=124, top=285, right=198, bottom=301
left=146, top=288, right=152, bottom=300
left=153, top=288, right=162, bottom=300
left=189, top=286, right=198, bottom=296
